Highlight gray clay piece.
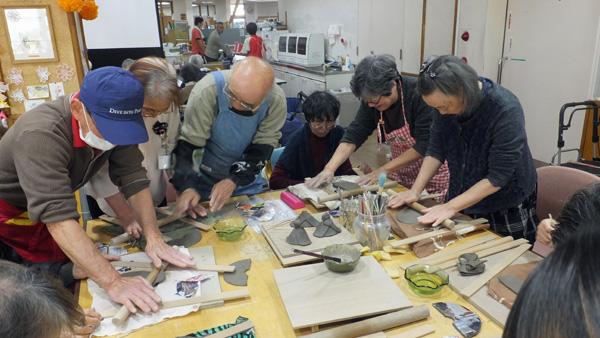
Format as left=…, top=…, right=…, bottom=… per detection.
left=223, top=259, right=252, bottom=286
left=396, top=208, right=425, bottom=224
left=332, top=180, right=361, bottom=191
left=286, top=222, right=312, bottom=246
left=498, top=275, right=524, bottom=294
left=291, top=211, right=320, bottom=228
left=167, top=228, right=203, bottom=248
left=313, top=214, right=342, bottom=238
left=457, top=253, right=486, bottom=276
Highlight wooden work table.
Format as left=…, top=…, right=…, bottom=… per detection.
left=77, top=189, right=504, bottom=337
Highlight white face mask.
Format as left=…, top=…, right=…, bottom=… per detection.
left=79, top=103, right=116, bottom=151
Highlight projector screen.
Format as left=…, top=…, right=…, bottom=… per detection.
left=82, top=0, right=161, bottom=49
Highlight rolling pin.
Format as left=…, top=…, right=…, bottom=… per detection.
left=302, top=305, right=430, bottom=338
left=108, top=213, right=185, bottom=245
left=112, top=261, right=169, bottom=326
left=406, top=201, right=456, bottom=230
left=317, top=181, right=399, bottom=203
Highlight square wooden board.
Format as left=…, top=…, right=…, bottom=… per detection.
left=273, top=255, right=413, bottom=330
left=259, top=213, right=361, bottom=267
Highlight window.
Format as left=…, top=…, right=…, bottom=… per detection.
left=230, top=3, right=245, bottom=28
left=157, top=1, right=173, bottom=16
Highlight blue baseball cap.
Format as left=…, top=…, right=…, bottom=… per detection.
left=79, top=66, right=148, bottom=145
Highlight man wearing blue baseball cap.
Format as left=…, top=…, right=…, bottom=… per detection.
left=0, top=67, right=195, bottom=315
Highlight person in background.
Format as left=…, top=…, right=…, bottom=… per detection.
left=85, top=57, right=182, bottom=238
left=536, top=182, right=600, bottom=249
left=503, top=226, right=600, bottom=337
left=179, top=55, right=208, bottom=104
left=205, top=22, right=229, bottom=62
left=0, top=260, right=102, bottom=338
left=306, top=54, right=450, bottom=203
left=172, top=57, right=286, bottom=214
left=269, top=91, right=356, bottom=190
left=239, top=22, right=266, bottom=59
left=191, top=16, right=206, bottom=58
left=0, top=67, right=194, bottom=314
left=389, top=55, right=538, bottom=242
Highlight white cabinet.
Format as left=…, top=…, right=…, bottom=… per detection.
left=272, top=63, right=353, bottom=97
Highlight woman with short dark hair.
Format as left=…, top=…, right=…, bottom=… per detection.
left=269, top=91, right=355, bottom=189
left=390, top=55, right=538, bottom=243
left=306, top=55, right=450, bottom=202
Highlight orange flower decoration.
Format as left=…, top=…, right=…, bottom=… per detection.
left=79, top=0, right=98, bottom=20
left=57, top=0, right=84, bottom=12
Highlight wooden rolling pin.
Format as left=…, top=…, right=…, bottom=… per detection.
left=406, top=201, right=456, bottom=230
left=110, top=261, right=235, bottom=273
left=101, top=289, right=250, bottom=318
left=302, top=305, right=430, bottom=338
left=112, top=262, right=169, bottom=326
left=423, top=236, right=514, bottom=267
left=317, top=181, right=399, bottom=203
left=107, top=213, right=185, bottom=245
left=390, top=218, right=488, bottom=248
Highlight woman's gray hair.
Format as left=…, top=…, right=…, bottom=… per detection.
left=350, top=54, right=401, bottom=99
left=418, top=55, right=481, bottom=113
left=0, top=261, right=84, bottom=338
left=128, top=56, right=180, bottom=105
left=189, top=54, right=204, bottom=68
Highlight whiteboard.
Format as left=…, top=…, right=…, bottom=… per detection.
left=82, top=0, right=161, bottom=49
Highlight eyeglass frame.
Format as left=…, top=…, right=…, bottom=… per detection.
left=142, top=106, right=170, bottom=118
left=223, top=84, right=265, bottom=113
left=309, top=120, right=337, bottom=131
left=364, top=95, right=383, bottom=105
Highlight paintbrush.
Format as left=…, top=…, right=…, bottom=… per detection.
left=378, top=173, right=387, bottom=195
left=292, top=248, right=342, bottom=263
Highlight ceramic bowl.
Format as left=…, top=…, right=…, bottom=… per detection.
left=322, top=244, right=361, bottom=273
left=213, top=216, right=248, bottom=241
left=404, top=264, right=449, bottom=295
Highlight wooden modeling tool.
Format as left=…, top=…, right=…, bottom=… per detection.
left=292, top=248, right=342, bottom=263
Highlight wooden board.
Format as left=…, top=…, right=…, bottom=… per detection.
left=445, top=247, right=542, bottom=327
left=273, top=255, right=413, bottom=330
left=180, top=246, right=224, bottom=309
left=259, top=213, right=361, bottom=267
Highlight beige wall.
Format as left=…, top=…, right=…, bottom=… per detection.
left=0, top=0, right=82, bottom=125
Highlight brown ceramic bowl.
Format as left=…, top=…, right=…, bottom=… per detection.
left=322, top=244, right=361, bottom=273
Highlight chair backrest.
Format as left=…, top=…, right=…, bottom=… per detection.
left=265, top=146, right=285, bottom=180
left=536, top=166, right=600, bottom=220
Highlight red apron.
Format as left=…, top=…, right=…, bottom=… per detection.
left=0, top=198, right=68, bottom=263
left=378, top=83, right=450, bottom=203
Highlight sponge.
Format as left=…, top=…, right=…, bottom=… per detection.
left=281, top=191, right=305, bottom=210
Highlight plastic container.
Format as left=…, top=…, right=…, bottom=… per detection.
left=213, top=216, right=248, bottom=241
left=404, top=264, right=449, bottom=295
left=353, top=212, right=390, bottom=251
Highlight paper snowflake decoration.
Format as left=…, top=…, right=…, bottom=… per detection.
left=6, top=10, right=20, bottom=23
left=56, top=64, right=75, bottom=82
left=10, top=89, right=26, bottom=103
left=36, top=66, right=51, bottom=83
left=0, top=82, right=8, bottom=93
left=7, top=68, right=24, bottom=85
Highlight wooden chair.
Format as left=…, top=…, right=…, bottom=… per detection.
left=533, top=165, right=600, bottom=256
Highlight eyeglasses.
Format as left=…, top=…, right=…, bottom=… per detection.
left=142, top=106, right=170, bottom=118
left=310, top=121, right=336, bottom=131
left=223, top=84, right=263, bottom=113
left=364, top=95, right=382, bottom=105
